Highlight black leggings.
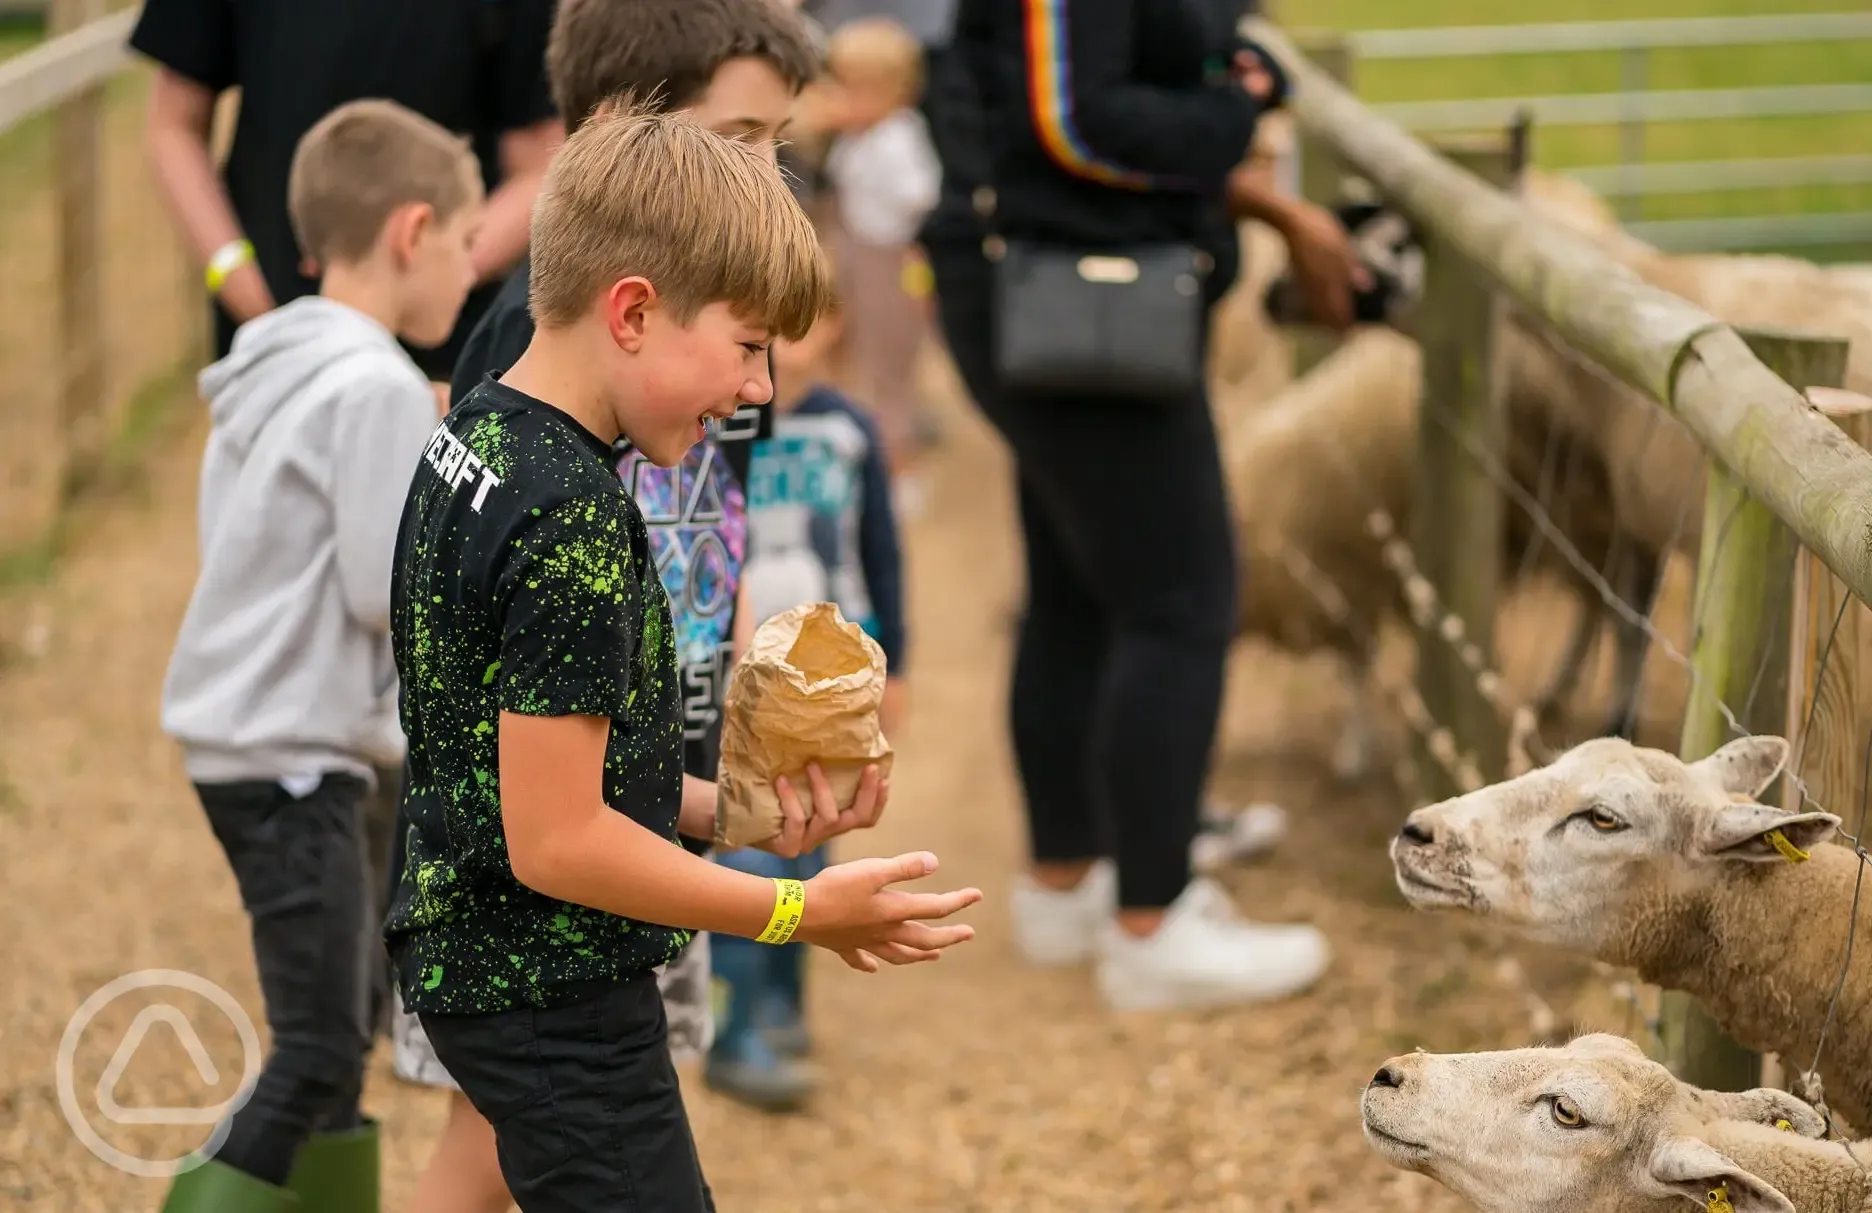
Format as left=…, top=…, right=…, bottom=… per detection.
left=928, top=242, right=1238, bottom=910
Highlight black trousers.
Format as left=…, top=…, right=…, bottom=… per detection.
left=419, top=974, right=716, bottom=1213
left=927, top=241, right=1238, bottom=910
left=197, top=774, right=375, bottom=1185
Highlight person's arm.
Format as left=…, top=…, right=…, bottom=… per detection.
left=852, top=407, right=907, bottom=677
left=494, top=501, right=977, bottom=959
left=1007, top=0, right=1267, bottom=191
left=1227, top=166, right=1372, bottom=333
left=504, top=712, right=778, bottom=935
left=505, top=717, right=977, bottom=968
left=331, top=373, right=440, bottom=632
left=470, top=121, right=561, bottom=287
left=130, top=0, right=274, bottom=322
left=471, top=0, right=563, bottom=285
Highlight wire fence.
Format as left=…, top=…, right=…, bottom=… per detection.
left=1245, top=16, right=1872, bottom=1149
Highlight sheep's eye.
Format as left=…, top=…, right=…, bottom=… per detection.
left=1549, top=1096, right=1587, bottom=1128
left=1585, top=806, right=1625, bottom=832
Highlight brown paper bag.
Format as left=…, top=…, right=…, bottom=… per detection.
left=714, top=601, right=895, bottom=849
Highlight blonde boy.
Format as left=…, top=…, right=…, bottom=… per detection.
left=159, top=99, right=482, bottom=1213
left=385, top=104, right=979, bottom=1212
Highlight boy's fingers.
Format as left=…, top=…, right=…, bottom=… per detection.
left=886, top=920, right=976, bottom=951
left=891, top=886, right=983, bottom=920
left=852, top=765, right=886, bottom=829
left=868, top=941, right=942, bottom=965
left=837, top=947, right=880, bottom=973
left=773, top=774, right=806, bottom=856
left=804, top=762, right=840, bottom=835
left=873, top=851, right=940, bottom=886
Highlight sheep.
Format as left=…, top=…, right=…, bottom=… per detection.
left=1217, top=170, right=1671, bottom=776
left=1239, top=168, right=1872, bottom=756
left=1389, top=733, right=1872, bottom=1130
left=1220, top=325, right=1420, bottom=778
left=1485, top=183, right=1872, bottom=736
left=1360, top=1032, right=1867, bottom=1213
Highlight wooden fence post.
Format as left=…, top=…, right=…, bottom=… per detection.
left=1767, top=345, right=1863, bottom=1092
left=1658, top=327, right=1847, bottom=1090
left=50, top=0, right=106, bottom=497
left=1408, top=134, right=1519, bottom=806
left=1290, top=31, right=1352, bottom=379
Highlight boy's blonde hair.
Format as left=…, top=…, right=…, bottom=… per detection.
left=288, top=99, right=484, bottom=269
left=527, top=100, right=833, bottom=340
left=825, top=16, right=924, bottom=107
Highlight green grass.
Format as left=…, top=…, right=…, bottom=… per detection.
left=1280, top=1, right=1872, bottom=261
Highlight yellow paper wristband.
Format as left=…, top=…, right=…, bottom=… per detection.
left=756, top=878, right=805, bottom=945
left=205, top=238, right=256, bottom=295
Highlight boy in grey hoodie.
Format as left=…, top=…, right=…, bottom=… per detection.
left=158, top=99, right=484, bottom=1213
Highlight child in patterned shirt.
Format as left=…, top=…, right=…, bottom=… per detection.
left=705, top=273, right=911, bottom=1111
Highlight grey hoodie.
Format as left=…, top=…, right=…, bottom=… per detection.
left=162, top=296, right=440, bottom=787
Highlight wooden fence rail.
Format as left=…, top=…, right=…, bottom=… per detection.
left=1249, top=18, right=1872, bottom=611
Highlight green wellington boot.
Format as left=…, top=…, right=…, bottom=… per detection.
left=160, top=1158, right=302, bottom=1213
left=285, top=1119, right=381, bottom=1213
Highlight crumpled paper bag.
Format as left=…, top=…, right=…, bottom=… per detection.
left=715, top=601, right=895, bottom=849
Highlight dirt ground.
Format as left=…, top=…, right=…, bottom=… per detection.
left=0, top=314, right=1691, bottom=1212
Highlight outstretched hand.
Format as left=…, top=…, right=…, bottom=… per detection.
left=1278, top=196, right=1374, bottom=332
left=751, top=761, right=890, bottom=859
left=796, top=851, right=982, bottom=972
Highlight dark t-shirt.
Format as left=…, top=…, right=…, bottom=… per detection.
left=450, top=256, right=774, bottom=793
left=384, top=378, right=687, bottom=1014
left=127, top=0, right=558, bottom=380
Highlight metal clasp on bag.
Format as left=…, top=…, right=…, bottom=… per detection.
left=1077, top=255, right=1139, bottom=284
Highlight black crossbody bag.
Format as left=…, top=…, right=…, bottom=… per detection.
left=974, top=182, right=1213, bottom=401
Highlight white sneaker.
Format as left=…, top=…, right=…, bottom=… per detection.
left=1009, top=859, right=1116, bottom=965
left=1094, top=878, right=1330, bottom=1012
left=1190, top=801, right=1289, bottom=874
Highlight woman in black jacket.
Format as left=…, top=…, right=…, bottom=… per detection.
left=925, top=0, right=1364, bottom=1013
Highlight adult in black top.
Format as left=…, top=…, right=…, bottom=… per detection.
left=129, top=0, right=562, bottom=382
left=927, top=0, right=1359, bottom=1010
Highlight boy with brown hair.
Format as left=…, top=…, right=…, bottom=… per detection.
left=388, top=102, right=979, bottom=1213
left=391, top=2, right=836, bottom=1205
left=158, top=98, right=484, bottom=1213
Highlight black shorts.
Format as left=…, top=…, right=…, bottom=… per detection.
left=417, top=973, right=715, bottom=1213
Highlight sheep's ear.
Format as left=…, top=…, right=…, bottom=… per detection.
left=1645, top=1136, right=1794, bottom=1213
left=1690, top=737, right=1790, bottom=798
left=1695, top=803, right=1841, bottom=864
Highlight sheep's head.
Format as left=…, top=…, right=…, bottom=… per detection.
left=1388, top=735, right=1840, bottom=952
left=1361, top=1033, right=1825, bottom=1213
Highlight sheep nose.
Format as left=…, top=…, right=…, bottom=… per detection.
left=1398, top=815, right=1436, bottom=846
left=1370, top=1065, right=1404, bottom=1090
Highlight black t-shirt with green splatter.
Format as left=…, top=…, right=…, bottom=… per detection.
left=385, top=377, right=688, bottom=1015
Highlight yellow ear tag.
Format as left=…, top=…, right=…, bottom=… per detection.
left=1765, top=828, right=1810, bottom=864
left=1774, top=1118, right=1794, bottom=1132
left=1707, top=1182, right=1735, bottom=1213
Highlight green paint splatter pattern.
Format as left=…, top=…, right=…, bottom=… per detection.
left=385, top=381, right=687, bottom=1015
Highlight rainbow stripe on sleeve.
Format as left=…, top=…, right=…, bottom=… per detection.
left=1021, top=0, right=1159, bottom=191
